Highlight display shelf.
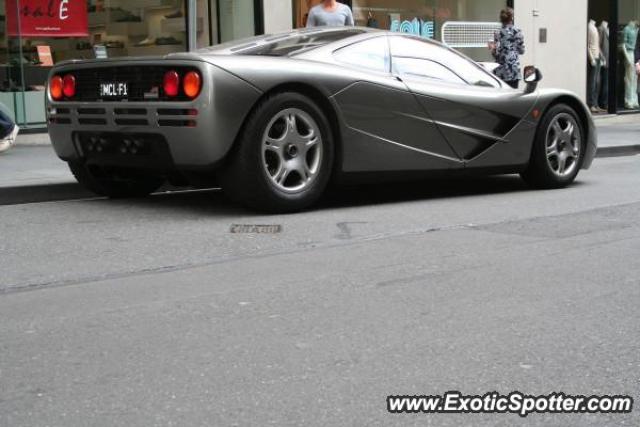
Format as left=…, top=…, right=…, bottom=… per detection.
left=106, top=22, right=147, bottom=36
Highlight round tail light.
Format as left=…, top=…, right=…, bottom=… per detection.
left=163, top=70, right=180, bottom=97
left=50, top=75, right=63, bottom=100
left=183, top=71, right=201, bottom=99
left=62, top=74, right=76, bottom=98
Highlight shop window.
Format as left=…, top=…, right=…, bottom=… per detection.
left=333, top=36, right=390, bottom=73
left=617, top=0, right=640, bottom=110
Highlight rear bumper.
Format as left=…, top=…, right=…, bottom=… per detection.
left=46, top=60, right=262, bottom=170
left=48, top=103, right=223, bottom=169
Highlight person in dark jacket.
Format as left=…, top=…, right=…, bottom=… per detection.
left=488, top=8, right=525, bottom=89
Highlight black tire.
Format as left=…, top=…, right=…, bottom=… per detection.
left=520, top=104, right=585, bottom=189
left=219, top=92, right=335, bottom=213
left=68, top=162, right=164, bottom=198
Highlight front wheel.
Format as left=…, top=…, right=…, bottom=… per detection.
left=520, top=104, right=585, bottom=189
left=219, top=92, right=334, bottom=213
left=69, top=162, right=164, bottom=198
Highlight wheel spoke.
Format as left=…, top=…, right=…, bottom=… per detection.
left=562, top=122, right=574, bottom=141
left=274, top=165, right=291, bottom=185
left=546, top=140, right=558, bottom=158
left=557, top=153, right=567, bottom=174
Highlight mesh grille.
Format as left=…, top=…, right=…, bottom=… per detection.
left=72, top=66, right=197, bottom=102
left=441, top=22, right=502, bottom=48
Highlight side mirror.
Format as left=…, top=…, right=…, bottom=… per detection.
left=523, top=66, right=543, bottom=93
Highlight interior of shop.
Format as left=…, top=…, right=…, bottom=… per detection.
left=294, top=0, right=506, bottom=62
left=588, top=0, right=640, bottom=113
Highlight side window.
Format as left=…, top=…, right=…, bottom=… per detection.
left=333, top=37, right=390, bottom=73
left=392, top=57, right=465, bottom=85
left=389, top=36, right=500, bottom=88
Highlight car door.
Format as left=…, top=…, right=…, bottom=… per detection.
left=329, top=36, right=462, bottom=173
left=389, top=35, right=535, bottom=163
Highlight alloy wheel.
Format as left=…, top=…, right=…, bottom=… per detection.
left=262, top=108, right=323, bottom=193
left=545, top=113, right=582, bottom=177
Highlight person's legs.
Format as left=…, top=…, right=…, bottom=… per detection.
left=587, top=62, right=597, bottom=108
left=0, top=109, right=15, bottom=139
left=506, top=80, right=519, bottom=89
left=599, top=64, right=609, bottom=110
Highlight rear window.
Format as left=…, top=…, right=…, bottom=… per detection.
left=235, top=29, right=366, bottom=57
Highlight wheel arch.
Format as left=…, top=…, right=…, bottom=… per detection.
left=538, top=94, right=591, bottom=148
left=231, top=82, right=345, bottom=177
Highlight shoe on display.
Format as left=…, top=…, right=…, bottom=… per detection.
left=164, top=10, right=183, bottom=19
left=135, top=38, right=155, bottom=47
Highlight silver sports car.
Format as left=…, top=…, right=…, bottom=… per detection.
left=46, top=27, right=596, bottom=212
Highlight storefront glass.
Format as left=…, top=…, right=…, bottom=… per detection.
left=617, top=0, right=640, bottom=110
left=295, top=0, right=507, bottom=62
left=0, top=0, right=259, bottom=129
left=588, top=0, right=640, bottom=113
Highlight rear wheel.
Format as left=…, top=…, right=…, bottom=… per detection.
left=521, top=104, right=585, bottom=189
left=68, top=162, right=164, bottom=198
left=220, top=92, right=334, bottom=213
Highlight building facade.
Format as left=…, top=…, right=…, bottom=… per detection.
left=2, top=0, right=638, bottom=130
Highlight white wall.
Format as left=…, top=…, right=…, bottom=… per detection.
left=515, top=0, right=587, bottom=100
left=263, top=0, right=294, bottom=33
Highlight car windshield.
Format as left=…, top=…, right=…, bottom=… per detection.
left=198, top=29, right=367, bottom=57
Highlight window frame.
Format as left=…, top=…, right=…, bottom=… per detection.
left=332, top=35, right=392, bottom=75
left=388, top=34, right=503, bottom=88
left=391, top=55, right=467, bottom=86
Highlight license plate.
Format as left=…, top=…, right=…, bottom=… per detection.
left=100, top=82, right=128, bottom=98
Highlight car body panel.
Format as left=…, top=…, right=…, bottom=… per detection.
left=47, top=58, right=261, bottom=168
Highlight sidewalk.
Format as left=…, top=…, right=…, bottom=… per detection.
left=1, top=114, right=638, bottom=191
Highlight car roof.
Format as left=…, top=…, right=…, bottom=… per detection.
left=197, top=27, right=382, bottom=57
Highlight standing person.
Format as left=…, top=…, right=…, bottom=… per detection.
left=598, top=21, right=610, bottom=111
left=0, top=108, right=18, bottom=154
left=488, top=7, right=525, bottom=89
left=306, top=0, right=354, bottom=28
left=587, top=19, right=603, bottom=113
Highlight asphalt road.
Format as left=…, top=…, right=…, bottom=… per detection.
left=1, top=156, right=639, bottom=426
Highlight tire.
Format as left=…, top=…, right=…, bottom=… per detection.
left=68, top=162, right=164, bottom=198
left=520, top=104, right=585, bottom=189
left=219, top=92, right=335, bottom=213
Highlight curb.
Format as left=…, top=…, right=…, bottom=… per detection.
left=596, top=144, right=640, bottom=158
left=0, top=182, right=91, bottom=206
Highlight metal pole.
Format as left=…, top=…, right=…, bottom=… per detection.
left=188, top=0, right=197, bottom=51
left=14, top=0, right=27, bottom=127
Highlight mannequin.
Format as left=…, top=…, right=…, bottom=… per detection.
left=587, top=19, right=602, bottom=112
left=598, top=21, right=609, bottom=110
left=621, top=20, right=639, bottom=109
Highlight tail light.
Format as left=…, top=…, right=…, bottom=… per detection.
left=163, top=70, right=180, bottom=97
left=50, top=75, right=63, bottom=100
left=183, top=71, right=201, bottom=99
left=62, top=74, right=76, bottom=98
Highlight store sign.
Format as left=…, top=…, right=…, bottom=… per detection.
left=6, top=0, right=89, bottom=37
left=390, top=18, right=435, bottom=39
